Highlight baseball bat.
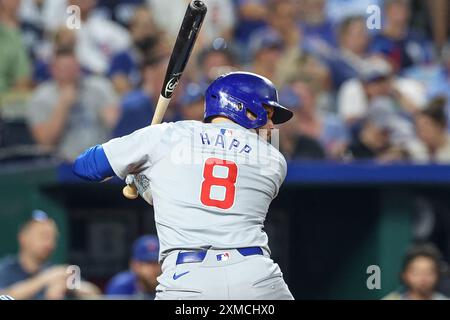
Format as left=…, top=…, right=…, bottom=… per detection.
left=123, top=0, right=207, bottom=199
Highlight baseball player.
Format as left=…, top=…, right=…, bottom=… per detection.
left=73, top=71, right=294, bottom=299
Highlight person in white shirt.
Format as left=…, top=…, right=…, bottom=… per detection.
left=337, top=56, right=426, bottom=124
left=147, top=0, right=235, bottom=45
left=41, top=0, right=131, bottom=75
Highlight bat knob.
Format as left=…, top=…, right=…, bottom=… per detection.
left=192, top=0, right=206, bottom=10
left=123, top=185, right=139, bottom=199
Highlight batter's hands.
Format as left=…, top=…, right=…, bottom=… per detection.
left=125, top=174, right=154, bottom=205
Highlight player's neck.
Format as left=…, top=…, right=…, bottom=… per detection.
left=210, top=117, right=236, bottom=125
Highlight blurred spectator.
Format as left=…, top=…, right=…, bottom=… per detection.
left=0, top=210, right=100, bottom=300
left=145, top=0, right=186, bottom=42
left=108, top=6, right=166, bottom=95
left=26, top=48, right=119, bottom=161
left=19, top=0, right=47, bottom=61
left=33, top=27, right=78, bottom=84
left=178, top=83, right=205, bottom=122
left=200, top=0, right=236, bottom=45
left=259, top=0, right=330, bottom=95
left=326, top=16, right=371, bottom=88
left=340, top=57, right=425, bottom=161
left=0, top=0, right=32, bottom=100
left=289, top=135, right=326, bottom=160
left=280, top=78, right=348, bottom=160
left=410, top=97, right=450, bottom=163
left=234, top=0, right=269, bottom=50
left=344, top=109, right=407, bottom=161
left=250, top=0, right=300, bottom=52
left=197, top=45, right=237, bottom=86
left=35, top=0, right=132, bottom=75
left=325, top=0, right=383, bottom=25
left=18, top=0, right=72, bottom=63
left=149, top=0, right=235, bottom=45
left=249, top=31, right=283, bottom=82
left=337, top=56, right=426, bottom=125
left=247, top=0, right=300, bottom=73
left=427, top=0, right=449, bottom=52
left=370, top=0, right=434, bottom=73
left=53, top=0, right=132, bottom=75
left=113, top=55, right=180, bottom=137
left=105, top=235, right=160, bottom=299
left=95, top=0, right=147, bottom=26
left=37, top=0, right=72, bottom=34
left=384, top=243, right=448, bottom=300
left=425, top=44, right=450, bottom=128
left=74, top=0, right=131, bottom=75
left=276, top=49, right=331, bottom=96
left=298, top=0, right=336, bottom=56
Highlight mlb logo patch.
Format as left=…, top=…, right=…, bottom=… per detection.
left=220, top=128, right=233, bottom=136
left=216, top=252, right=230, bottom=262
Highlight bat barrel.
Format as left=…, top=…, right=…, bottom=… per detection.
left=160, top=0, right=207, bottom=99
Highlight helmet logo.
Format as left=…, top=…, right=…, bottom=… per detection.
left=219, top=92, right=244, bottom=112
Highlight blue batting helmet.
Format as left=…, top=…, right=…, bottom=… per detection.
left=204, top=72, right=293, bottom=129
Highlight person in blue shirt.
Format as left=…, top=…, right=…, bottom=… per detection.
left=178, top=82, right=206, bottom=122
left=370, top=0, right=434, bottom=72
left=234, top=0, right=269, bottom=53
left=325, top=15, right=371, bottom=89
left=105, top=235, right=161, bottom=299
left=108, top=6, right=163, bottom=95
left=298, top=0, right=337, bottom=57
left=112, top=56, right=178, bottom=137
left=0, top=210, right=100, bottom=300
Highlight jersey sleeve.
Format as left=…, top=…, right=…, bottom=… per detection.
left=102, top=123, right=171, bottom=180
left=273, top=153, right=288, bottom=199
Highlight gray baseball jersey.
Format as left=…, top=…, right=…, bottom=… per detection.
left=103, top=120, right=287, bottom=262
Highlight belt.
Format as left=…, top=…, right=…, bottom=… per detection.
left=176, top=247, right=263, bottom=265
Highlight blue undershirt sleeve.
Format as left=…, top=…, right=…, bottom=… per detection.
left=72, top=145, right=116, bottom=182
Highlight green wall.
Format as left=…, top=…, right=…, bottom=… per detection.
left=0, top=165, right=67, bottom=263
left=325, top=188, right=412, bottom=299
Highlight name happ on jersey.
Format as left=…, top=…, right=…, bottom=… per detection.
left=199, top=131, right=253, bottom=154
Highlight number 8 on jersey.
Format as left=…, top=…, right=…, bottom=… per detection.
left=200, top=157, right=238, bottom=210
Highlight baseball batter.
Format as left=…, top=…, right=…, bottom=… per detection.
left=73, top=72, right=294, bottom=300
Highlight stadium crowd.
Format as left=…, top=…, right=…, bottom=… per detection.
left=0, top=0, right=450, bottom=163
